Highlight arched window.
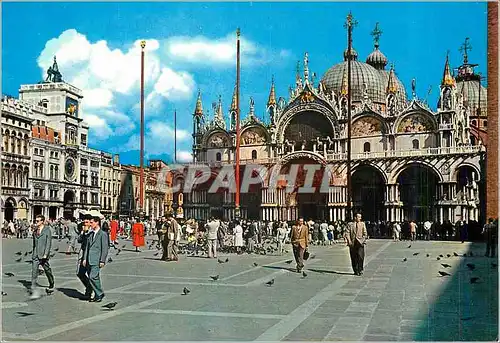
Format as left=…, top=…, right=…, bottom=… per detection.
left=251, top=150, right=258, bottom=159
left=34, top=148, right=38, bottom=155
left=17, top=139, right=21, bottom=154
left=483, top=120, right=487, bottom=127
left=10, top=136, right=16, bottom=153
left=216, top=152, right=222, bottom=161
left=363, top=142, right=371, bottom=153
left=412, top=139, right=419, bottom=149
left=55, top=166, right=59, bottom=180
left=50, top=165, right=54, bottom=180
left=471, top=120, right=477, bottom=127
left=23, top=138, right=28, bottom=155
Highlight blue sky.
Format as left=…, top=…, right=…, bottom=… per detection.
left=2, top=2, right=487, bottom=165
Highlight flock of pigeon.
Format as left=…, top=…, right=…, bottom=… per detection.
left=401, top=244, right=497, bottom=284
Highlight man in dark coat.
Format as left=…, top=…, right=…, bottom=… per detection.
left=76, top=213, right=93, bottom=300
left=82, top=213, right=109, bottom=302
left=30, top=214, right=55, bottom=299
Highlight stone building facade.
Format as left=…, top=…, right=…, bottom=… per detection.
left=1, top=97, right=35, bottom=221
left=100, top=153, right=121, bottom=217
left=1, top=57, right=104, bottom=221
left=185, top=27, right=487, bottom=224
left=118, top=163, right=165, bottom=219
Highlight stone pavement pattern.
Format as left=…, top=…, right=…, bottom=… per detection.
left=1, top=237, right=498, bottom=341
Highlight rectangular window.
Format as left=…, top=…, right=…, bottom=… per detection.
left=81, top=134, right=87, bottom=146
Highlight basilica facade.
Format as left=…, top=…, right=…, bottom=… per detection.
left=183, top=30, right=486, bottom=224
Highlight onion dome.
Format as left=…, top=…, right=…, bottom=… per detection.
left=366, top=23, right=388, bottom=70
left=455, top=38, right=487, bottom=116
left=343, top=47, right=358, bottom=61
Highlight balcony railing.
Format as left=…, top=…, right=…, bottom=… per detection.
left=203, top=145, right=482, bottom=166
left=439, top=123, right=454, bottom=130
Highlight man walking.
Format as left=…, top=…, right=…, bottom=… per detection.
left=206, top=217, right=220, bottom=258
left=76, top=212, right=92, bottom=300
left=483, top=218, right=497, bottom=258
left=290, top=218, right=309, bottom=273
left=345, top=213, right=368, bottom=276
left=82, top=212, right=109, bottom=302
left=168, top=214, right=180, bottom=261
left=30, top=214, right=55, bottom=299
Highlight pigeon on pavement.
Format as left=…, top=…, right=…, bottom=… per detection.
left=441, top=263, right=452, bottom=268
left=265, top=279, right=275, bottom=286
left=4, top=272, right=15, bottom=277
left=182, top=287, right=190, bottom=295
left=438, top=271, right=451, bottom=277
left=102, top=302, right=118, bottom=310
left=210, top=275, right=219, bottom=281
left=466, top=263, right=475, bottom=271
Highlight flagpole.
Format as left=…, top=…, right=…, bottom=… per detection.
left=174, top=109, right=177, bottom=163
left=235, top=28, right=241, bottom=219
left=139, top=40, right=146, bottom=215
left=345, top=13, right=356, bottom=222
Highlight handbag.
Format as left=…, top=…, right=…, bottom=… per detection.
left=303, top=249, right=310, bottom=260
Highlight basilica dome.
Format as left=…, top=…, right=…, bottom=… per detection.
left=456, top=80, right=487, bottom=116
left=321, top=48, right=407, bottom=106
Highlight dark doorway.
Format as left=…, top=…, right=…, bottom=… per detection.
left=33, top=205, right=43, bottom=222
left=49, top=206, right=58, bottom=220
left=298, top=193, right=327, bottom=221
left=397, top=165, right=439, bottom=222
left=352, top=165, right=385, bottom=222
left=5, top=199, right=15, bottom=222
left=63, top=190, right=75, bottom=219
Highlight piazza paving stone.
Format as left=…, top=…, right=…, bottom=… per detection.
left=1, top=237, right=498, bottom=341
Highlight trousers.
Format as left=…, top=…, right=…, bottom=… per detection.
left=349, top=240, right=365, bottom=274
left=207, top=239, right=217, bottom=258
left=31, top=257, right=54, bottom=290
left=292, top=245, right=305, bottom=271
left=87, top=264, right=104, bottom=298
left=76, top=260, right=91, bottom=295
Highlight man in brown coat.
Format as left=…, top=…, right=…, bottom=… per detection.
left=345, top=213, right=368, bottom=276
left=290, top=217, right=309, bottom=273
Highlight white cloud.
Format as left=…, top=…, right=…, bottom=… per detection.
left=37, top=29, right=193, bottom=140
left=177, top=150, right=193, bottom=162
left=81, top=113, right=112, bottom=138
left=163, top=33, right=267, bottom=66
left=149, top=67, right=195, bottom=101
left=83, top=88, right=113, bottom=108
left=123, top=121, right=190, bottom=156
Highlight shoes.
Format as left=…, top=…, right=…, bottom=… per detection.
left=89, top=294, right=105, bottom=302
left=45, top=287, right=54, bottom=294
left=29, top=290, right=41, bottom=300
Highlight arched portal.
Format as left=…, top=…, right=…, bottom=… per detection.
left=456, top=165, right=480, bottom=222
left=352, top=165, right=385, bottom=222
left=17, top=199, right=28, bottom=220
left=397, top=165, right=439, bottom=222
left=280, top=157, right=327, bottom=221
left=5, top=198, right=16, bottom=222
left=283, top=111, right=334, bottom=151
left=63, top=190, right=76, bottom=219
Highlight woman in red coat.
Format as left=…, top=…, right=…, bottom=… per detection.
left=110, top=220, right=118, bottom=245
left=132, top=221, right=145, bottom=252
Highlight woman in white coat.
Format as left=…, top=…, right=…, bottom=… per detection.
left=234, top=220, right=244, bottom=254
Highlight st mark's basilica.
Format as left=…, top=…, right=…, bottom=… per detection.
left=181, top=25, right=487, bottom=224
